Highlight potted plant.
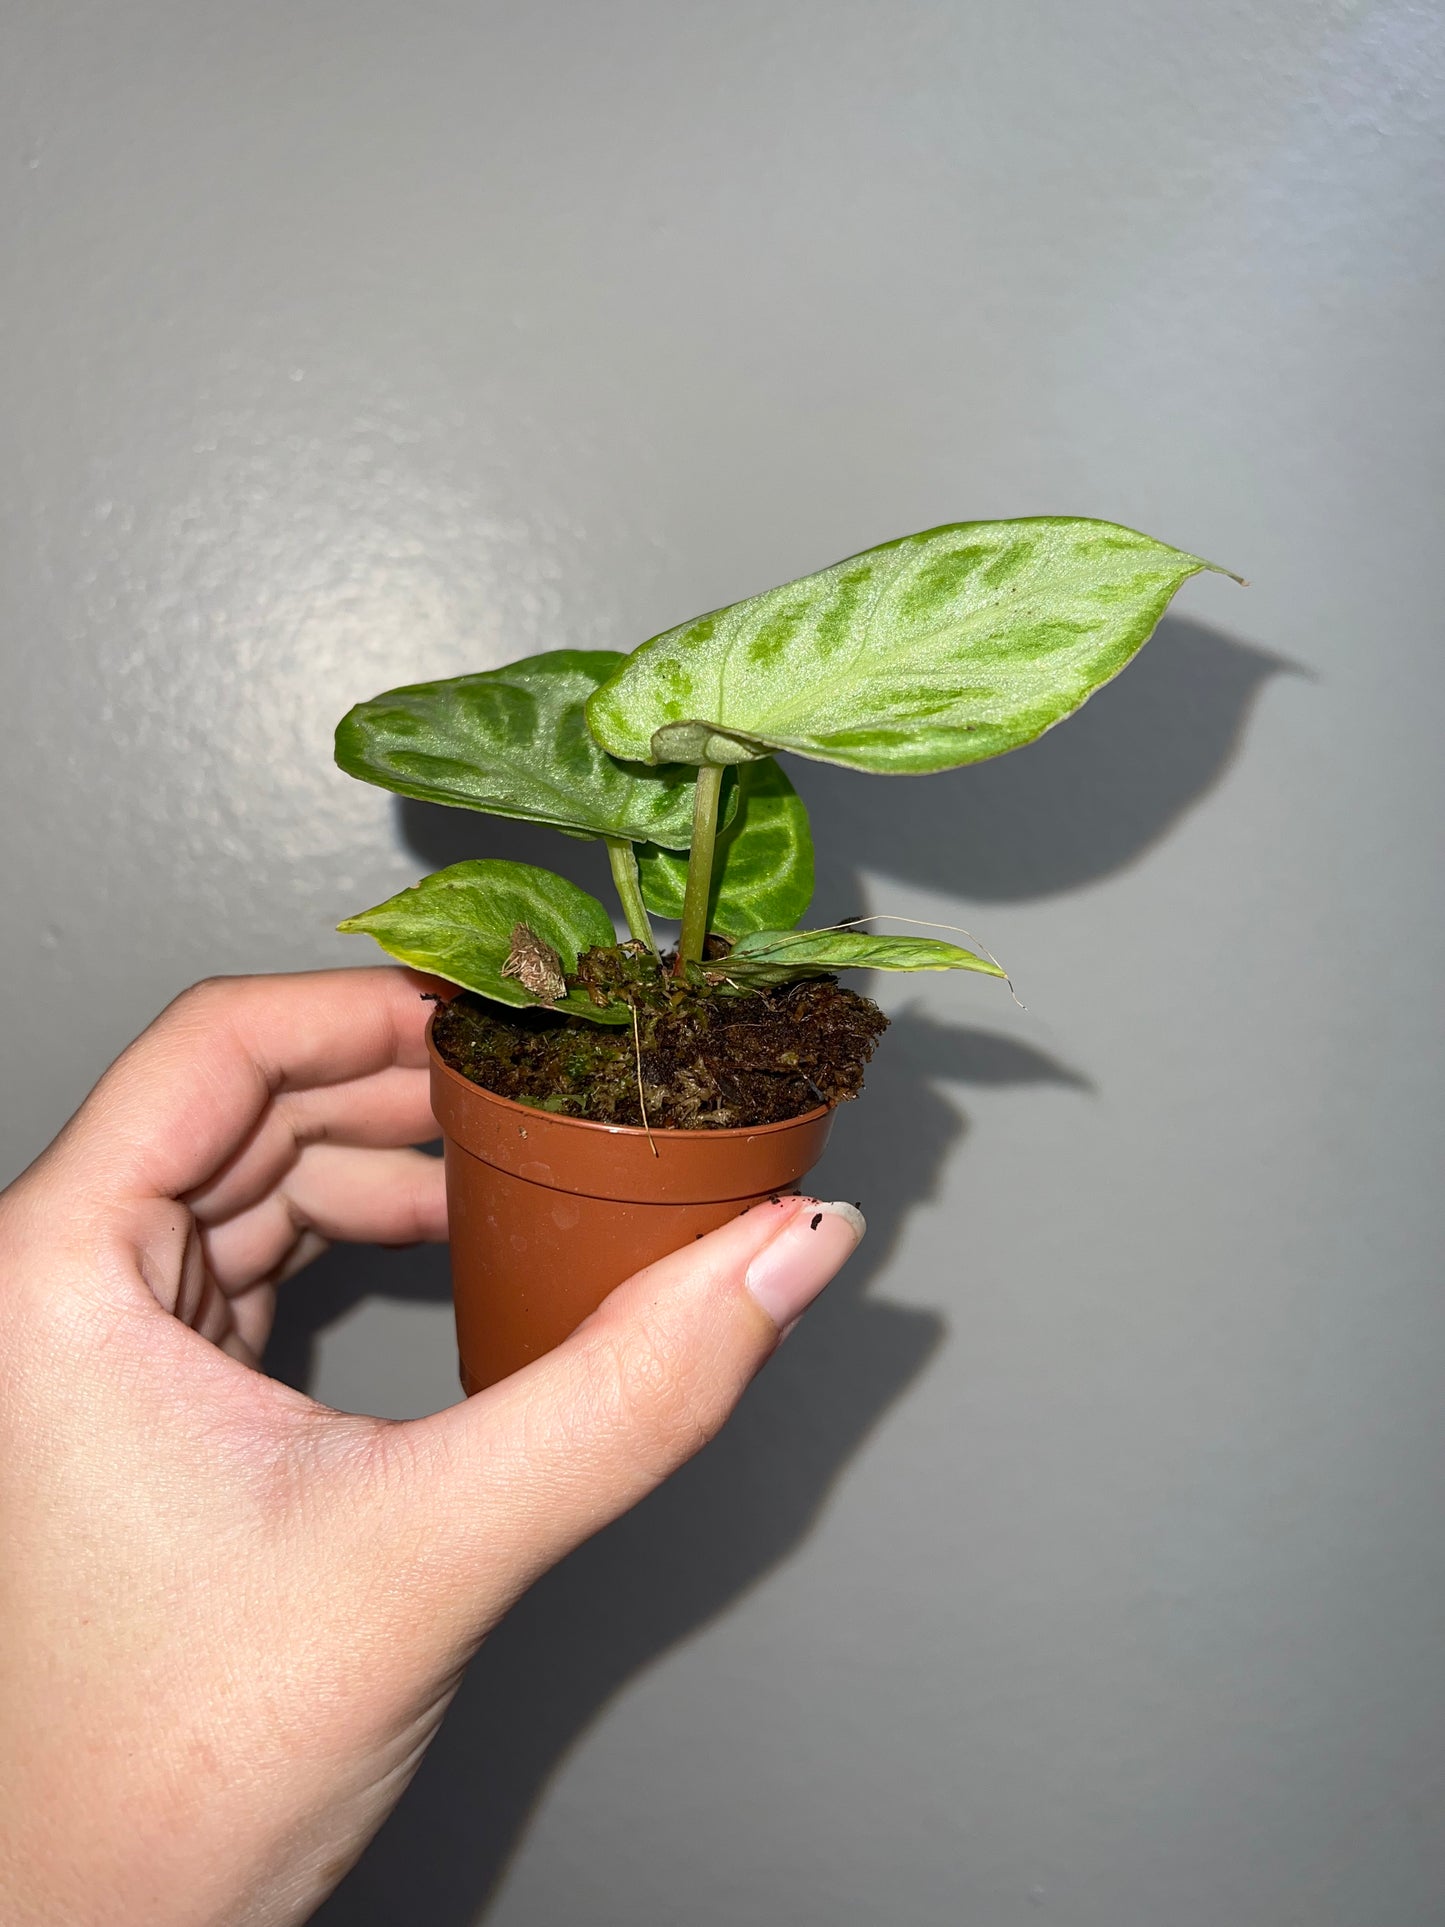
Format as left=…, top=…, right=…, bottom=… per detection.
left=336, top=518, right=1234, bottom=1391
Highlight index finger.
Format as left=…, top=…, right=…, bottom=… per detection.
left=46, top=968, right=447, bottom=1201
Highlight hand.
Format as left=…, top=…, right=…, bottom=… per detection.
left=0, top=969, right=863, bottom=1927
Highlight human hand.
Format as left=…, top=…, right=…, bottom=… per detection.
left=0, top=969, right=863, bottom=1927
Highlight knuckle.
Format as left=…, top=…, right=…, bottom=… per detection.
left=150, top=977, right=241, bottom=1045
left=157, top=975, right=271, bottom=1053
left=168, top=975, right=241, bottom=1020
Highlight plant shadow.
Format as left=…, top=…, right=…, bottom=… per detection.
left=796, top=616, right=1304, bottom=907
left=266, top=614, right=1293, bottom=1924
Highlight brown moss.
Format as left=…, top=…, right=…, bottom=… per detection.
left=431, top=947, right=889, bottom=1129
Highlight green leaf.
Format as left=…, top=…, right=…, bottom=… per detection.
left=586, top=519, right=1237, bottom=774
left=337, top=859, right=631, bottom=1024
left=336, top=650, right=701, bottom=847
left=636, top=759, right=815, bottom=937
left=713, top=927, right=1007, bottom=985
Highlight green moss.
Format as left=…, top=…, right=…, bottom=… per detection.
left=432, top=944, right=889, bottom=1130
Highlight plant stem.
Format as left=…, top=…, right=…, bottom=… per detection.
left=676, top=762, right=724, bottom=973
left=605, top=837, right=657, bottom=953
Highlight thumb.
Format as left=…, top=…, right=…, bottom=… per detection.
left=390, top=1194, right=864, bottom=1646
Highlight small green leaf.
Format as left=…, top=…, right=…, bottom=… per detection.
left=714, top=928, right=1007, bottom=984
left=338, top=859, right=631, bottom=1023
left=636, top=759, right=815, bottom=937
left=586, top=519, right=1237, bottom=774
left=336, top=650, right=701, bottom=847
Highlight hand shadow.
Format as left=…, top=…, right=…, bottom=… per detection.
left=269, top=614, right=1293, bottom=1924
left=281, top=1013, right=1087, bottom=1927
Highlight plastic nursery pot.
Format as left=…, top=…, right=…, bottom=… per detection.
left=426, top=1012, right=834, bottom=1395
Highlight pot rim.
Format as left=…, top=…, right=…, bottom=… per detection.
left=425, top=1010, right=832, bottom=1142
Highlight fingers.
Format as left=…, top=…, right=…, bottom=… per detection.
left=387, top=1195, right=864, bottom=1649
left=198, top=1145, right=448, bottom=1293
left=44, top=969, right=445, bottom=1203
left=185, top=1066, right=439, bottom=1226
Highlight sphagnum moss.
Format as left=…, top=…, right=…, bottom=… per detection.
left=432, top=964, right=887, bottom=1130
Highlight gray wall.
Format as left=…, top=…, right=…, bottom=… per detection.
left=3, top=4, right=1442, bottom=1923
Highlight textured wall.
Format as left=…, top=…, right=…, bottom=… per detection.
left=3, top=5, right=1443, bottom=1924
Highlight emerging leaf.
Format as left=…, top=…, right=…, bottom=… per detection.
left=636, top=759, right=814, bottom=937
left=338, top=859, right=631, bottom=1023
left=714, top=928, right=1007, bottom=985
left=586, top=519, right=1237, bottom=774
left=336, top=650, right=702, bottom=847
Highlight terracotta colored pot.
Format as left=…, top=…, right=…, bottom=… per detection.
left=426, top=1015, right=834, bottom=1394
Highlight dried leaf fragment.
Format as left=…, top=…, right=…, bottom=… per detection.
left=501, top=922, right=567, bottom=1005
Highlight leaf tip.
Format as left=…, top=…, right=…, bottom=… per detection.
left=1177, top=545, right=1245, bottom=587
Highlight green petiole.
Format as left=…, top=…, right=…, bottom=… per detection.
left=675, top=763, right=724, bottom=973
left=604, top=836, right=657, bottom=954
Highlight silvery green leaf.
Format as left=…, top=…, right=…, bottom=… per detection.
left=714, top=928, right=1007, bottom=984
left=338, top=859, right=630, bottom=1024
left=586, top=519, right=1236, bottom=774
left=636, top=759, right=814, bottom=937
left=336, top=649, right=701, bottom=847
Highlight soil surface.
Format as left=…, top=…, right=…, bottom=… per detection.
left=431, top=954, right=889, bottom=1129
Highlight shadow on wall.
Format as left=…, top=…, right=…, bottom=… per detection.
left=379, top=617, right=1301, bottom=912
left=266, top=616, right=1293, bottom=1926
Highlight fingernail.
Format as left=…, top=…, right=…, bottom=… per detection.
left=744, top=1200, right=866, bottom=1330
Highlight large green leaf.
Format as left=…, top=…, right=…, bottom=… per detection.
left=636, top=759, right=814, bottom=937
left=586, top=519, right=1236, bottom=774
left=712, top=927, right=1007, bottom=985
left=338, top=858, right=631, bottom=1023
left=336, top=650, right=701, bottom=847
